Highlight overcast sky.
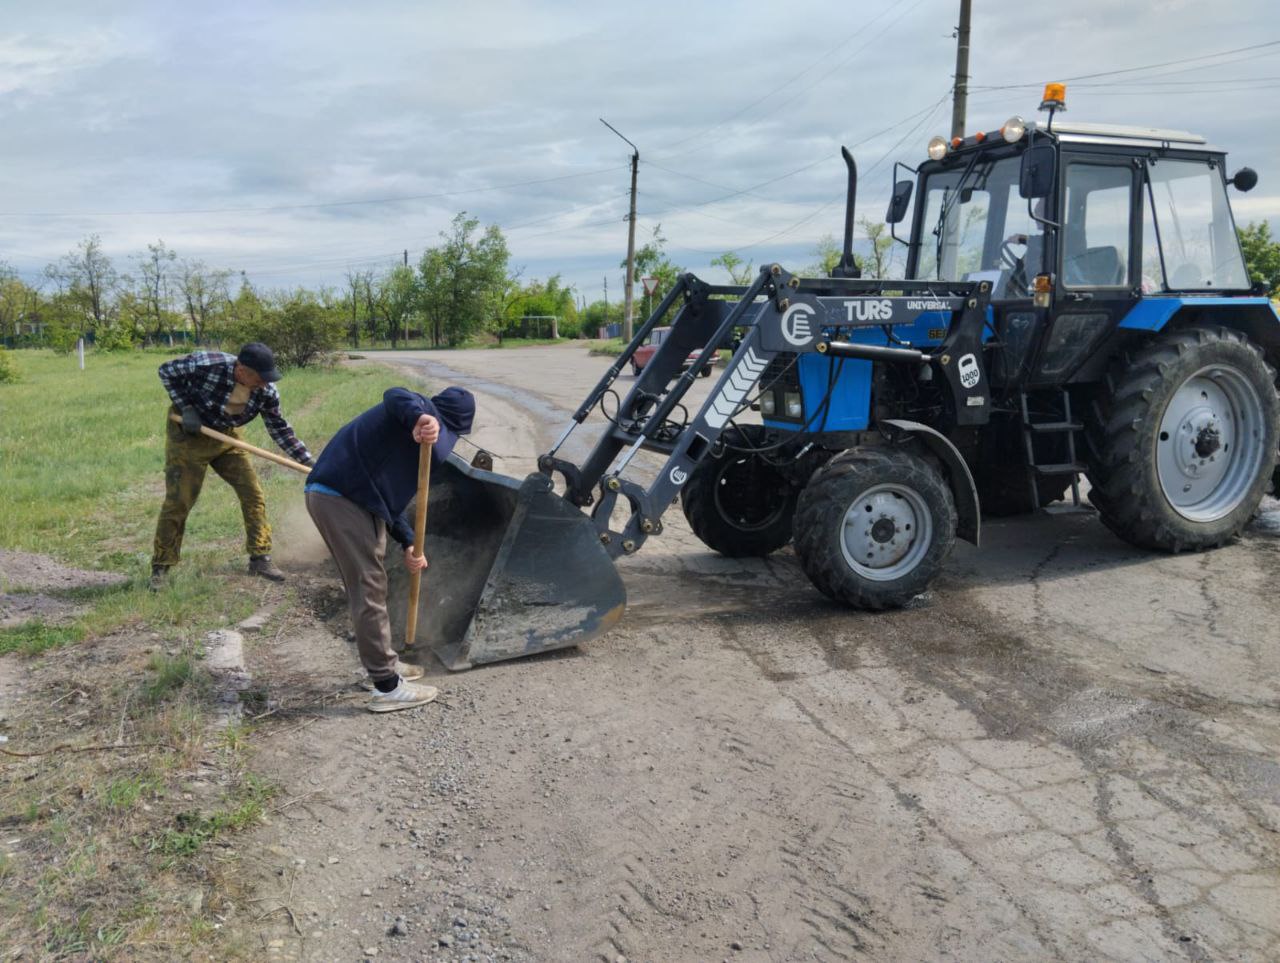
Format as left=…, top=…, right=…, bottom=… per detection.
left=2, top=0, right=1277, bottom=304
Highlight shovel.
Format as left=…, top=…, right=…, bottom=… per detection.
left=403, top=441, right=431, bottom=650
left=167, top=414, right=312, bottom=475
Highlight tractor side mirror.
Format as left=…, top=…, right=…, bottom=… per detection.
left=1020, top=144, right=1056, bottom=199
left=886, top=180, right=913, bottom=224
left=1229, top=167, right=1258, bottom=192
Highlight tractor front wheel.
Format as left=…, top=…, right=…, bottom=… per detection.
left=794, top=447, right=957, bottom=610
left=681, top=426, right=798, bottom=556
left=1087, top=325, right=1280, bottom=551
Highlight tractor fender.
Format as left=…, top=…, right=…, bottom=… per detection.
left=1118, top=297, right=1280, bottom=365
left=880, top=418, right=980, bottom=546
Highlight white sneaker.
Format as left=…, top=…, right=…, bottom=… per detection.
left=395, top=660, right=424, bottom=682
left=368, top=680, right=438, bottom=714
left=359, top=660, right=424, bottom=691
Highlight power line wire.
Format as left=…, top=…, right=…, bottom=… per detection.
left=662, top=92, right=950, bottom=259
left=973, top=39, right=1280, bottom=92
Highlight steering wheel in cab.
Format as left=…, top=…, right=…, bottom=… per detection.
left=1001, top=233, right=1031, bottom=295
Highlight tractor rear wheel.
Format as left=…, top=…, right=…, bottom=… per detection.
left=1087, top=325, right=1280, bottom=551
left=681, top=425, right=798, bottom=557
left=793, top=447, right=956, bottom=610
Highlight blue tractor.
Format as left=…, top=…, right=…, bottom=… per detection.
left=398, top=86, right=1280, bottom=669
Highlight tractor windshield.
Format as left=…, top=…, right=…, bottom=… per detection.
left=912, top=154, right=1039, bottom=297
left=1142, top=158, right=1249, bottom=291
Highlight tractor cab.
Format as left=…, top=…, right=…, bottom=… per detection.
left=892, top=90, right=1259, bottom=391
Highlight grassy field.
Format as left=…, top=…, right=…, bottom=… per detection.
left=0, top=347, right=418, bottom=959
left=0, top=348, right=397, bottom=652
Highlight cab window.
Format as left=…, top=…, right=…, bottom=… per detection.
left=911, top=154, right=1042, bottom=299
left=1062, top=163, right=1133, bottom=288
left=1143, top=158, right=1248, bottom=290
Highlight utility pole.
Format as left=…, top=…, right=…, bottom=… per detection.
left=601, top=118, right=639, bottom=342
left=403, top=249, right=408, bottom=267
left=950, top=0, right=972, bottom=140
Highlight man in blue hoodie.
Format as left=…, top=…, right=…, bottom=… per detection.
left=305, top=386, right=475, bottom=713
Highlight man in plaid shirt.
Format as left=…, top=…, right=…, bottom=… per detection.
left=150, top=342, right=313, bottom=588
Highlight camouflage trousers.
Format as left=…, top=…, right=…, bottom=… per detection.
left=151, top=408, right=271, bottom=567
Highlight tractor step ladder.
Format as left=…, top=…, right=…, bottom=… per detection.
left=1019, top=390, right=1085, bottom=509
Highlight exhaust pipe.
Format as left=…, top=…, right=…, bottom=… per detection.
left=830, top=146, right=861, bottom=279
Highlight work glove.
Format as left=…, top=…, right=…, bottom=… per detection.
left=181, top=405, right=203, bottom=436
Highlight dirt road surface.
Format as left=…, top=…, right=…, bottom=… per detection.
left=237, top=344, right=1280, bottom=962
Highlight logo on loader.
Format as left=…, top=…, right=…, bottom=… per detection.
left=669, top=466, right=688, bottom=486
left=958, top=353, right=980, bottom=389
left=781, top=303, right=817, bottom=347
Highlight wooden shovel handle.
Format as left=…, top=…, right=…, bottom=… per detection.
left=404, top=441, right=432, bottom=649
left=168, top=413, right=311, bottom=475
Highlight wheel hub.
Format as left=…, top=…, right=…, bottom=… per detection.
left=870, top=517, right=897, bottom=543
left=1157, top=366, right=1264, bottom=522
left=840, top=484, right=933, bottom=581
left=1193, top=423, right=1221, bottom=458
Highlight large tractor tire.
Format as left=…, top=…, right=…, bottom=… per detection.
left=1087, top=325, right=1280, bottom=551
left=793, top=446, right=957, bottom=610
left=680, top=425, right=798, bottom=557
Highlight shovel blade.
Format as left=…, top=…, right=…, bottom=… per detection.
left=387, top=455, right=625, bottom=671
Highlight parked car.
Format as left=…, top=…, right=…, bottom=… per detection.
left=631, top=326, right=717, bottom=377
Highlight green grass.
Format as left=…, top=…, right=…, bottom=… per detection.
left=585, top=337, right=626, bottom=356
left=0, top=621, right=86, bottom=655
left=103, top=775, right=162, bottom=811
left=0, top=347, right=429, bottom=957
left=154, top=775, right=275, bottom=858
left=0, top=347, right=417, bottom=646
left=142, top=651, right=206, bottom=704
left=0, top=348, right=395, bottom=564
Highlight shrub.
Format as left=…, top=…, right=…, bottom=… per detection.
left=93, top=324, right=137, bottom=352
left=0, top=346, right=17, bottom=383
left=224, top=291, right=345, bottom=369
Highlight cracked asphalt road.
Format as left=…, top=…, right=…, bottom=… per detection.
left=243, top=343, right=1280, bottom=962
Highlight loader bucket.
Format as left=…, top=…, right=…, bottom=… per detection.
left=386, top=454, right=626, bottom=671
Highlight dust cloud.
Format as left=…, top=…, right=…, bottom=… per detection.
left=272, top=499, right=330, bottom=571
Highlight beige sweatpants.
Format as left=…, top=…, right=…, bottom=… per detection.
left=304, top=490, right=399, bottom=682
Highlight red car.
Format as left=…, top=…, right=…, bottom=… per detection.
left=631, top=326, right=717, bottom=377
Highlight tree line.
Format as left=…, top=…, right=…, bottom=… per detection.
left=0, top=212, right=613, bottom=365
left=3, top=211, right=1279, bottom=370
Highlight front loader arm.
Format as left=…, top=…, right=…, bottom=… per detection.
left=544, top=266, right=992, bottom=560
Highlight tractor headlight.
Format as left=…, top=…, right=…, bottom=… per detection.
left=1001, top=116, right=1026, bottom=143
left=784, top=392, right=803, bottom=418
left=927, top=136, right=948, bottom=161
left=760, top=393, right=776, bottom=416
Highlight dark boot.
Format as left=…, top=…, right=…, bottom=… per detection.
left=149, top=565, right=170, bottom=592
left=248, top=555, right=285, bottom=582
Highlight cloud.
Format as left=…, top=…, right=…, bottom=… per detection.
left=0, top=1, right=1276, bottom=299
